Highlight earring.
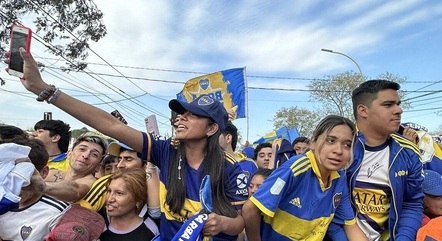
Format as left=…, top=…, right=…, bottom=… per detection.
left=178, top=157, right=182, bottom=180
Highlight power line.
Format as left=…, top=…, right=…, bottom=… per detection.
left=29, top=65, right=442, bottom=94
left=27, top=0, right=169, bottom=105
left=403, top=90, right=442, bottom=102
left=404, top=107, right=442, bottom=113
left=8, top=2, right=170, bottom=125
left=37, top=56, right=442, bottom=84
left=37, top=56, right=328, bottom=82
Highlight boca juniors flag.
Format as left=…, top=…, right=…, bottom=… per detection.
left=176, top=68, right=246, bottom=118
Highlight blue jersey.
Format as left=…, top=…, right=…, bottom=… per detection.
left=235, top=152, right=258, bottom=194
left=250, top=151, right=355, bottom=241
left=142, top=133, right=247, bottom=241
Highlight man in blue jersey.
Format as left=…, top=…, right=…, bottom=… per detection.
left=328, top=80, right=424, bottom=241
left=219, top=121, right=257, bottom=197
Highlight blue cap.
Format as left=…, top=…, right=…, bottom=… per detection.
left=242, top=146, right=255, bottom=159
left=423, top=170, right=442, bottom=196
left=169, top=95, right=228, bottom=132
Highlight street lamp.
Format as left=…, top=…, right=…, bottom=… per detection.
left=321, top=48, right=363, bottom=79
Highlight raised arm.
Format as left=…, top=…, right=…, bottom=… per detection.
left=17, top=49, right=144, bottom=152
left=146, top=162, right=161, bottom=218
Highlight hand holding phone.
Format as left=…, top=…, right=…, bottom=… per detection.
left=7, top=24, right=32, bottom=78
left=399, top=125, right=419, bottom=144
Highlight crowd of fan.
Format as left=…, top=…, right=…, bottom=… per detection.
left=1, top=50, right=442, bottom=241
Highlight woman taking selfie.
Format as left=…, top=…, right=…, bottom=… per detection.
left=242, top=115, right=367, bottom=241
left=99, top=169, right=159, bottom=241
left=13, top=50, right=247, bottom=240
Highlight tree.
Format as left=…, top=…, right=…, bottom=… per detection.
left=309, top=71, right=408, bottom=119
left=377, top=72, right=409, bottom=109
left=273, top=106, right=320, bottom=137
left=308, top=71, right=363, bottom=119
left=0, top=0, right=106, bottom=71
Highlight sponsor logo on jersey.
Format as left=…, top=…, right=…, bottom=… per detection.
left=236, top=173, right=248, bottom=189
left=289, top=197, right=302, bottom=208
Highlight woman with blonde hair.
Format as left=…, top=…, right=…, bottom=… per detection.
left=99, top=168, right=159, bottom=240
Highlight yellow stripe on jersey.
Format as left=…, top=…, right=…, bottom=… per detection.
left=224, top=151, right=237, bottom=164
left=262, top=208, right=334, bottom=240
left=159, top=181, right=202, bottom=222
left=391, top=134, right=421, bottom=155
left=307, top=151, right=340, bottom=190
left=344, top=218, right=357, bottom=226
left=290, top=156, right=310, bottom=173
left=250, top=196, right=275, bottom=218
left=294, top=164, right=312, bottom=176
left=434, top=142, right=442, bottom=158
left=77, top=174, right=110, bottom=211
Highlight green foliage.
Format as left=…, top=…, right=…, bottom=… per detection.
left=273, top=106, right=320, bottom=137
left=0, top=0, right=106, bottom=70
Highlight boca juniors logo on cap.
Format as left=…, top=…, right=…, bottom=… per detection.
left=333, top=192, right=343, bottom=209
left=197, top=95, right=215, bottom=106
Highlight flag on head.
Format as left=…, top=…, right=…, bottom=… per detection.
left=176, top=68, right=246, bottom=118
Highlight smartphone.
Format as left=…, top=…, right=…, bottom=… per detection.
left=397, top=125, right=405, bottom=135
left=7, top=24, right=32, bottom=78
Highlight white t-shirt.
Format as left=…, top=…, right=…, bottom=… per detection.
left=354, top=144, right=391, bottom=241
left=0, top=195, right=69, bottom=241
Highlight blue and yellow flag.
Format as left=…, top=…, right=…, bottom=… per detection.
left=176, top=68, right=246, bottom=118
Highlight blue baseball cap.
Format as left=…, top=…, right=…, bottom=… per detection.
left=169, top=95, right=228, bottom=132
left=423, top=170, right=442, bottom=196
left=242, top=146, right=255, bottom=159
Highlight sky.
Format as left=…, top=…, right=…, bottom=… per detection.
left=1, top=0, right=442, bottom=143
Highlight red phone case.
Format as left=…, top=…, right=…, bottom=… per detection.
left=8, top=24, right=32, bottom=77
left=11, top=24, right=32, bottom=52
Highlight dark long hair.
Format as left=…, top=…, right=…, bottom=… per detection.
left=166, top=129, right=237, bottom=218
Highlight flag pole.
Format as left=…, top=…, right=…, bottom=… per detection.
left=243, top=67, right=249, bottom=142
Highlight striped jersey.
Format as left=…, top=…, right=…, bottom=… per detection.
left=78, top=174, right=111, bottom=211
left=250, top=151, right=355, bottom=241
left=0, top=195, right=69, bottom=241
left=142, top=132, right=248, bottom=241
